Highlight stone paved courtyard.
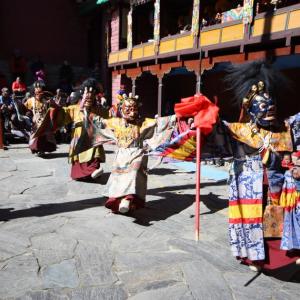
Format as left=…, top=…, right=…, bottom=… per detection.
left=0, top=143, right=299, bottom=300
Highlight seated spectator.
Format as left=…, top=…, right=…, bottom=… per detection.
left=59, top=60, right=74, bottom=85
left=214, top=12, right=222, bottom=24
left=201, top=18, right=208, bottom=29
left=35, top=69, right=45, bottom=83
left=0, top=72, right=8, bottom=90
left=0, top=88, right=15, bottom=145
left=12, top=77, right=27, bottom=96
left=10, top=49, right=27, bottom=81
left=177, top=16, right=191, bottom=33
left=30, top=56, right=44, bottom=79
left=177, top=16, right=185, bottom=32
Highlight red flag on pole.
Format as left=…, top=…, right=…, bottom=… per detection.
left=175, top=94, right=219, bottom=241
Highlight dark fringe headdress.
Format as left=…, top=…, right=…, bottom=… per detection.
left=80, top=78, right=100, bottom=95
left=224, top=60, right=289, bottom=122
left=33, top=80, right=45, bottom=89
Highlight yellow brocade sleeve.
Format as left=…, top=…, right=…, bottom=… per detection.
left=226, top=122, right=293, bottom=152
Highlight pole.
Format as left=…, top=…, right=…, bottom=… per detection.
left=157, top=76, right=163, bottom=116
left=195, top=126, right=201, bottom=241
left=132, top=78, right=136, bottom=96
left=195, top=1, right=202, bottom=239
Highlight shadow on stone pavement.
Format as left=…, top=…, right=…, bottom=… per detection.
left=200, top=192, right=228, bottom=215
left=262, top=263, right=300, bottom=283
left=131, top=183, right=228, bottom=226
left=75, top=172, right=110, bottom=184
left=41, top=152, right=69, bottom=159
left=0, top=182, right=228, bottom=227
left=148, top=168, right=194, bottom=176
left=0, top=197, right=106, bottom=222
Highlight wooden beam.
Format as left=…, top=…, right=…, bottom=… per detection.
left=161, top=61, right=183, bottom=75
left=184, top=60, right=201, bottom=73
left=142, top=64, right=161, bottom=76
left=126, top=67, right=142, bottom=80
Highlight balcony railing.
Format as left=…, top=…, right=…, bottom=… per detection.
left=108, top=3, right=300, bottom=66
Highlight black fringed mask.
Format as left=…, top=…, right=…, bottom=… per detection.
left=244, top=82, right=276, bottom=127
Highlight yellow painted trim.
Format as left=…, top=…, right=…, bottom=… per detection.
left=108, top=52, right=118, bottom=64
left=132, top=47, right=143, bottom=60
left=176, top=35, right=194, bottom=51
left=221, top=24, right=244, bottom=43
left=159, top=39, right=176, bottom=54
left=118, top=50, right=129, bottom=62
left=253, top=13, right=287, bottom=36
left=288, top=9, right=300, bottom=30
left=144, top=43, right=155, bottom=57
left=200, top=29, right=221, bottom=46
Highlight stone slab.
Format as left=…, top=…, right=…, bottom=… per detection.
left=41, top=259, right=79, bottom=289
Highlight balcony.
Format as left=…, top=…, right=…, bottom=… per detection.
left=108, top=3, right=300, bottom=67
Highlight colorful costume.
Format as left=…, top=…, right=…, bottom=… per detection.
left=171, top=61, right=300, bottom=278
left=32, top=78, right=107, bottom=180
left=215, top=61, right=300, bottom=277
left=90, top=93, right=175, bottom=213
left=60, top=103, right=106, bottom=180
left=24, top=81, right=56, bottom=154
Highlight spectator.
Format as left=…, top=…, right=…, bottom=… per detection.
left=214, top=12, right=222, bottom=24
left=30, top=56, right=44, bottom=79
left=0, top=72, right=8, bottom=90
left=177, top=16, right=185, bottom=32
left=59, top=78, right=73, bottom=95
left=201, top=18, right=208, bottom=29
left=67, top=91, right=81, bottom=105
left=54, top=89, right=68, bottom=107
left=0, top=88, right=14, bottom=145
left=59, top=60, right=74, bottom=85
left=35, top=69, right=45, bottom=82
left=91, top=63, right=101, bottom=82
left=10, top=49, right=27, bottom=81
left=12, top=77, right=27, bottom=96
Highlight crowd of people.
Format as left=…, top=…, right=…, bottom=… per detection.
left=2, top=52, right=300, bottom=281
left=0, top=48, right=108, bottom=149
left=200, top=0, right=300, bottom=29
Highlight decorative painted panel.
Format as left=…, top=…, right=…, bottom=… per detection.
left=109, top=52, right=119, bottom=64
left=288, top=9, right=300, bottom=30
left=221, top=24, right=244, bottom=43
left=200, top=29, right=221, bottom=46
left=253, top=13, right=287, bottom=36
left=159, top=39, right=176, bottom=54
left=132, top=46, right=144, bottom=60
left=144, top=43, right=156, bottom=57
left=176, top=35, right=194, bottom=51
left=118, top=50, right=129, bottom=62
